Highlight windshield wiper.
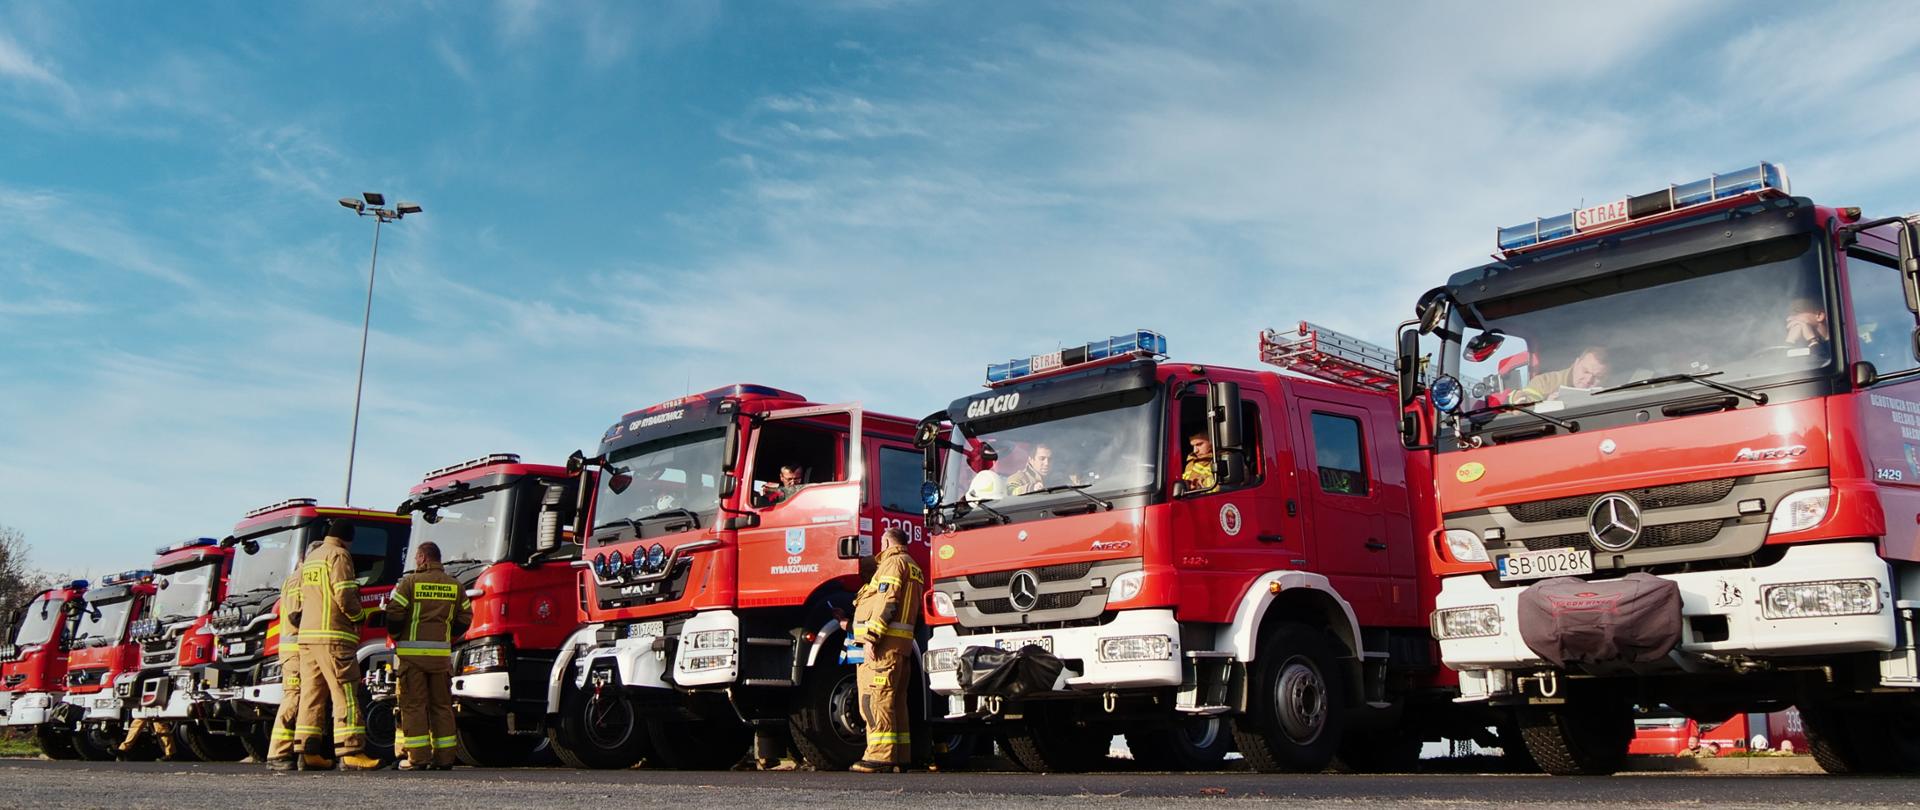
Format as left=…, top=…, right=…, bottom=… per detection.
left=1596, top=371, right=1768, bottom=405
left=1037, top=483, right=1113, bottom=511
left=636, top=508, right=702, bottom=530
left=966, top=499, right=1012, bottom=526
left=1460, top=402, right=1580, bottom=433
left=593, top=518, right=644, bottom=536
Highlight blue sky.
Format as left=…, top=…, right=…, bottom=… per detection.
left=3, top=1, right=1919, bottom=575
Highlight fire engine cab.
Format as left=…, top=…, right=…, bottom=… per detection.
left=1404, top=163, right=1920, bottom=774
left=918, top=327, right=1492, bottom=772
left=0, top=579, right=88, bottom=758
left=58, top=569, right=154, bottom=760
left=124, top=537, right=244, bottom=760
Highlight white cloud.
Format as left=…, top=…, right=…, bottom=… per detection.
left=0, top=32, right=62, bottom=87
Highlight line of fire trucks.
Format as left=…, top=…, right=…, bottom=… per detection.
left=3, top=162, right=1918, bottom=776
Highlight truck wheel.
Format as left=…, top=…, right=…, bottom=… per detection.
left=454, top=715, right=546, bottom=767
left=1004, top=704, right=1110, bottom=773
left=1493, top=713, right=1540, bottom=773
left=71, top=725, right=120, bottom=761
left=929, top=732, right=977, bottom=771
left=1802, top=705, right=1895, bottom=774
left=1517, top=700, right=1630, bottom=776
left=1231, top=622, right=1346, bottom=773
left=1333, top=726, right=1423, bottom=773
left=33, top=726, right=79, bottom=760
left=1126, top=716, right=1232, bottom=770
left=645, top=718, right=752, bottom=770
left=788, top=657, right=866, bottom=770
left=178, top=723, right=247, bottom=761
left=235, top=723, right=271, bottom=762
left=549, top=685, right=649, bottom=769
left=361, top=690, right=397, bottom=763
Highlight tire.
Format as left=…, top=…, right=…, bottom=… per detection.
left=71, top=725, right=120, bottom=762
left=236, top=722, right=271, bottom=762
left=1803, top=704, right=1904, bottom=774
left=178, top=723, right=248, bottom=762
left=788, top=656, right=867, bottom=771
left=1003, top=704, right=1110, bottom=773
left=548, top=685, right=648, bottom=769
left=645, top=718, right=752, bottom=770
left=1231, top=622, right=1346, bottom=773
left=361, top=690, right=397, bottom=762
left=34, top=725, right=79, bottom=760
left=1517, top=700, right=1631, bottom=776
left=1493, top=714, right=1540, bottom=773
left=1126, top=716, right=1232, bottom=770
left=930, top=732, right=977, bottom=771
left=454, top=714, right=547, bottom=767
left=1333, top=725, right=1423, bottom=773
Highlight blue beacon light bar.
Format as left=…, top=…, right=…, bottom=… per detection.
left=1497, top=162, right=1788, bottom=252
left=986, top=329, right=1169, bottom=384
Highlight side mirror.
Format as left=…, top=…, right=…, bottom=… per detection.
left=1208, top=380, right=1248, bottom=487
left=536, top=483, right=567, bottom=553
left=1415, top=287, right=1450, bottom=334
left=607, top=469, right=634, bottom=495
left=719, top=475, right=737, bottom=499
left=722, top=420, right=741, bottom=473
left=1853, top=361, right=1879, bottom=389
left=420, top=507, right=441, bottom=525
left=242, top=540, right=260, bottom=555
left=566, top=449, right=588, bottom=475
left=1397, top=327, right=1422, bottom=408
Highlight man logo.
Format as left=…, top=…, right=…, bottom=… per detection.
left=1586, top=493, right=1643, bottom=552
left=965, top=393, right=1021, bottom=419
left=1008, top=570, right=1040, bottom=612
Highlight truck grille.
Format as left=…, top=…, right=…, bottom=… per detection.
left=937, top=557, right=1142, bottom=629
left=1507, top=478, right=1736, bottom=523
left=1522, top=519, right=1725, bottom=552
left=974, top=591, right=1087, bottom=614
left=67, top=668, right=106, bottom=688
left=966, top=562, right=1093, bottom=589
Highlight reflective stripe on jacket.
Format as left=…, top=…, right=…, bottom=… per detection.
left=853, top=545, right=923, bottom=640
left=383, top=562, right=472, bottom=658
left=297, top=536, right=363, bottom=645
left=275, top=570, right=302, bottom=663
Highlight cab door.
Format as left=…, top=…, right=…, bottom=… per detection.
left=735, top=404, right=865, bottom=608
left=1293, top=397, right=1395, bottom=623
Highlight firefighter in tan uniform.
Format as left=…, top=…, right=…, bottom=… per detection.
left=265, top=561, right=308, bottom=771
left=383, top=541, right=471, bottom=771
left=118, top=718, right=177, bottom=759
left=849, top=527, right=922, bottom=772
left=294, top=520, right=382, bottom=770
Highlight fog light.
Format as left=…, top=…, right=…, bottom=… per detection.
left=929, top=591, right=956, bottom=619
left=1097, top=634, right=1172, bottom=662
left=686, top=629, right=736, bottom=650
left=460, top=643, right=507, bottom=674
left=1769, top=488, right=1830, bottom=534
left=1444, top=529, right=1490, bottom=563
left=681, top=653, right=733, bottom=672
left=1761, top=579, right=1880, bottom=619
left=924, top=648, right=958, bottom=672
left=1109, top=571, right=1145, bottom=603
left=1432, top=605, right=1502, bottom=639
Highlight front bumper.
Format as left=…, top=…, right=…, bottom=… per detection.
left=65, top=691, right=126, bottom=722
left=1437, top=541, right=1897, bottom=698
left=130, top=669, right=214, bottom=719
left=924, top=608, right=1182, bottom=697
left=573, top=627, right=676, bottom=693
left=1, top=691, right=58, bottom=726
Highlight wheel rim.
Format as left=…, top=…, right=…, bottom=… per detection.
left=1181, top=717, right=1222, bottom=751
left=828, top=672, right=865, bottom=744
left=1272, top=655, right=1327, bottom=744
left=583, top=692, right=637, bottom=749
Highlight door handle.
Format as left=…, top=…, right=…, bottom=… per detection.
left=837, top=535, right=870, bottom=560
left=1365, top=540, right=1388, bottom=551
left=1257, top=534, right=1285, bottom=544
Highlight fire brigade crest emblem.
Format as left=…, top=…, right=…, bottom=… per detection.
left=1219, top=503, right=1243, bottom=536
left=785, top=528, right=806, bottom=555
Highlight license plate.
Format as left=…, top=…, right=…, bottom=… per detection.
left=994, top=636, right=1053, bottom=654
left=94, top=697, right=119, bottom=710
left=1497, top=547, right=1594, bottom=582
left=628, top=621, right=665, bottom=639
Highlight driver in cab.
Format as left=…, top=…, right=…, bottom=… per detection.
left=1005, top=445, right=1053, bottom=496
left=1511, top=346, right=1609, bottom=405
left=759, top=465, right=805, bottom=505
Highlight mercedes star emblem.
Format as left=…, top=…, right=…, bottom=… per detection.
left=1008, top=570, right=1040, bottom=612
left=1586, top=492, right=1643, bottom=552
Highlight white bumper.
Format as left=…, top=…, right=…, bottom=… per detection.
left=1, top=691, right=57, bottom=726
left=70, top=692, right=126, bottom=722
left=574, top=632, right=676, bottom=692
left=1438, top=541, right=1896, bottom=687
left=453, top=672, right=514, bottom=702
left=239, top=682, right=283, bottom=707
left=924, top=608, right=1183, bottom=696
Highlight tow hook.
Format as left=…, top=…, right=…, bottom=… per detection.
left=1518, top=669, right=1562, bottom=703
left=984, top=695, right=1004, bottom=716
left=1102, top=691, right=1118, bottom=713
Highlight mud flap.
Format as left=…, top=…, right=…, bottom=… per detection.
left=956, top=646, right=1067, bottom=698
left=1518, top=573, right=1682, bottom=667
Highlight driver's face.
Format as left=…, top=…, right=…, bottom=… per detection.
left=1189, top=437, right=1213, bottom=458
left=1030, top=448, right=1051, bottom=475
left=1568, top=352, right=1609, bottom=389
left=779, top=469, right=803, bottom=487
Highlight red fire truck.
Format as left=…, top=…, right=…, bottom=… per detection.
left=123, top=538, right=244, bottom=760
left=918, top=327, right=1496, bottom=772
left=1404, top=162, right=1920, bottom=774
left=0, top=579, right=89, bottom=758
left=205, top=499, right=412, bottom=760
left=56, top=569, right=155, bottom=760
left=395, top=453, right=586, bottom=765
left=547, top=384, right=930, bottom=771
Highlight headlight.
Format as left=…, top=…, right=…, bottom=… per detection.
left=1769, top=488, right=1831, bottom=534
left=1761, top=579, right=1881, bottom=619
left=460, top=643, right=508, bottom=674
left=929, top=591, right=956, bottom=619
left=1444, top=529, right=1490, bottom=563
left=1109, top=571, right=1145, bottom=603
left=924, top=648, right=958, bottom=672
left=686, top=629, right=736, bottom=650
left=262, top=661, right=283, bottom=684
left=681, top=653, right=733, bottom=672
left=1431, top=605, right=1502, bottom=639
left=1098, top=634, right=1172, bottom=662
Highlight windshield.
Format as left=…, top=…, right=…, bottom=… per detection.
left=592, top=428, right=726, bottom=543
left=226, top=526, right=306, bottom=597
left=71, top=597, right=136, bottom=646
left=1446, top=233, right=1828, bottom=431
left=941, top=388, right=1159, bottom=511
left=11, top=594, right=65, bottom=646
left=151, top=563, right=216, bottom=624
left=411, top=487, right=513, bottom=564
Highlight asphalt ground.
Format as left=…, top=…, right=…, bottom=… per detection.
left=2, top=759, right=1916, bottom=809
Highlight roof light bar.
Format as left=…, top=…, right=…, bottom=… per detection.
left=154, top=537, right=220, bottom=555
left=1497, top=162, right=1789, bottom=252
left=101, top=569, right=155, bottom=586
left=66, top=579, right=90, bottom=592
left=423, top=453, right=521, bottom=481
left=986, top=329, right=1168, bottom=385
left=243, top=497, right=318, bottom=518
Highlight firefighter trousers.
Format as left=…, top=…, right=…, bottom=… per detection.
left=857, top=635, right=913, bottom=764
left=295, top=642, right=365, bottom=757
left=395, top=662, right=456, bottom=767
left=121, top=718, right=177, bottom=758
left=266, top=660, right=303, bottom=761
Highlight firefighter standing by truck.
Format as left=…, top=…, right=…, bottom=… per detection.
left=294, top=521, right=382, bottom=770
left=265, top=551, right=311, bottom=771
left=849, top=527, right=922, bottom=773
left=383, top=541, right=471, bottom=771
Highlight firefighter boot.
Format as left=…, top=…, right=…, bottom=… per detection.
left=339, top=752, right=386, bottom=771
left=267, top=758, right=297, bottom=772
left=301, top=754, right=337, bottom=770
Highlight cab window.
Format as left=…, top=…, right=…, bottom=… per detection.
left=1846, top=248, right=1919, bottom=375
left=1310, top=412, right=1369, bottom=496
left=751, top=421, right=844, bottom=507
left=877, top=446, right=923, bottom=514
left=349, top=523, right=406, bottom=586
left=1176, top=395, right=1263, bottom=493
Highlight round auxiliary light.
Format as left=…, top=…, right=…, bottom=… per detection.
left=607, top=549, right=624, bottom=577
left=1430, top=375, right=1464, bottom=414
left=592, top=553, right=608, bottom=577
left=645, top=544, right=667, bottom=573
left=921, top=481, right=941, bottom=509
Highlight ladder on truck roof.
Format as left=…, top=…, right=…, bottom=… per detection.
left=1259, top=321, right=1398, bottom=392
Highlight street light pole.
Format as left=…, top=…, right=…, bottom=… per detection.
left=337, top=193, right=423, bottom=506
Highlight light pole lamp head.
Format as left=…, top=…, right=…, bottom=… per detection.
left=362, top=192, right=387, bottom=206
left=339, top=197, right=366, bottom=213
left=395, top=202, right=423, bottom=216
